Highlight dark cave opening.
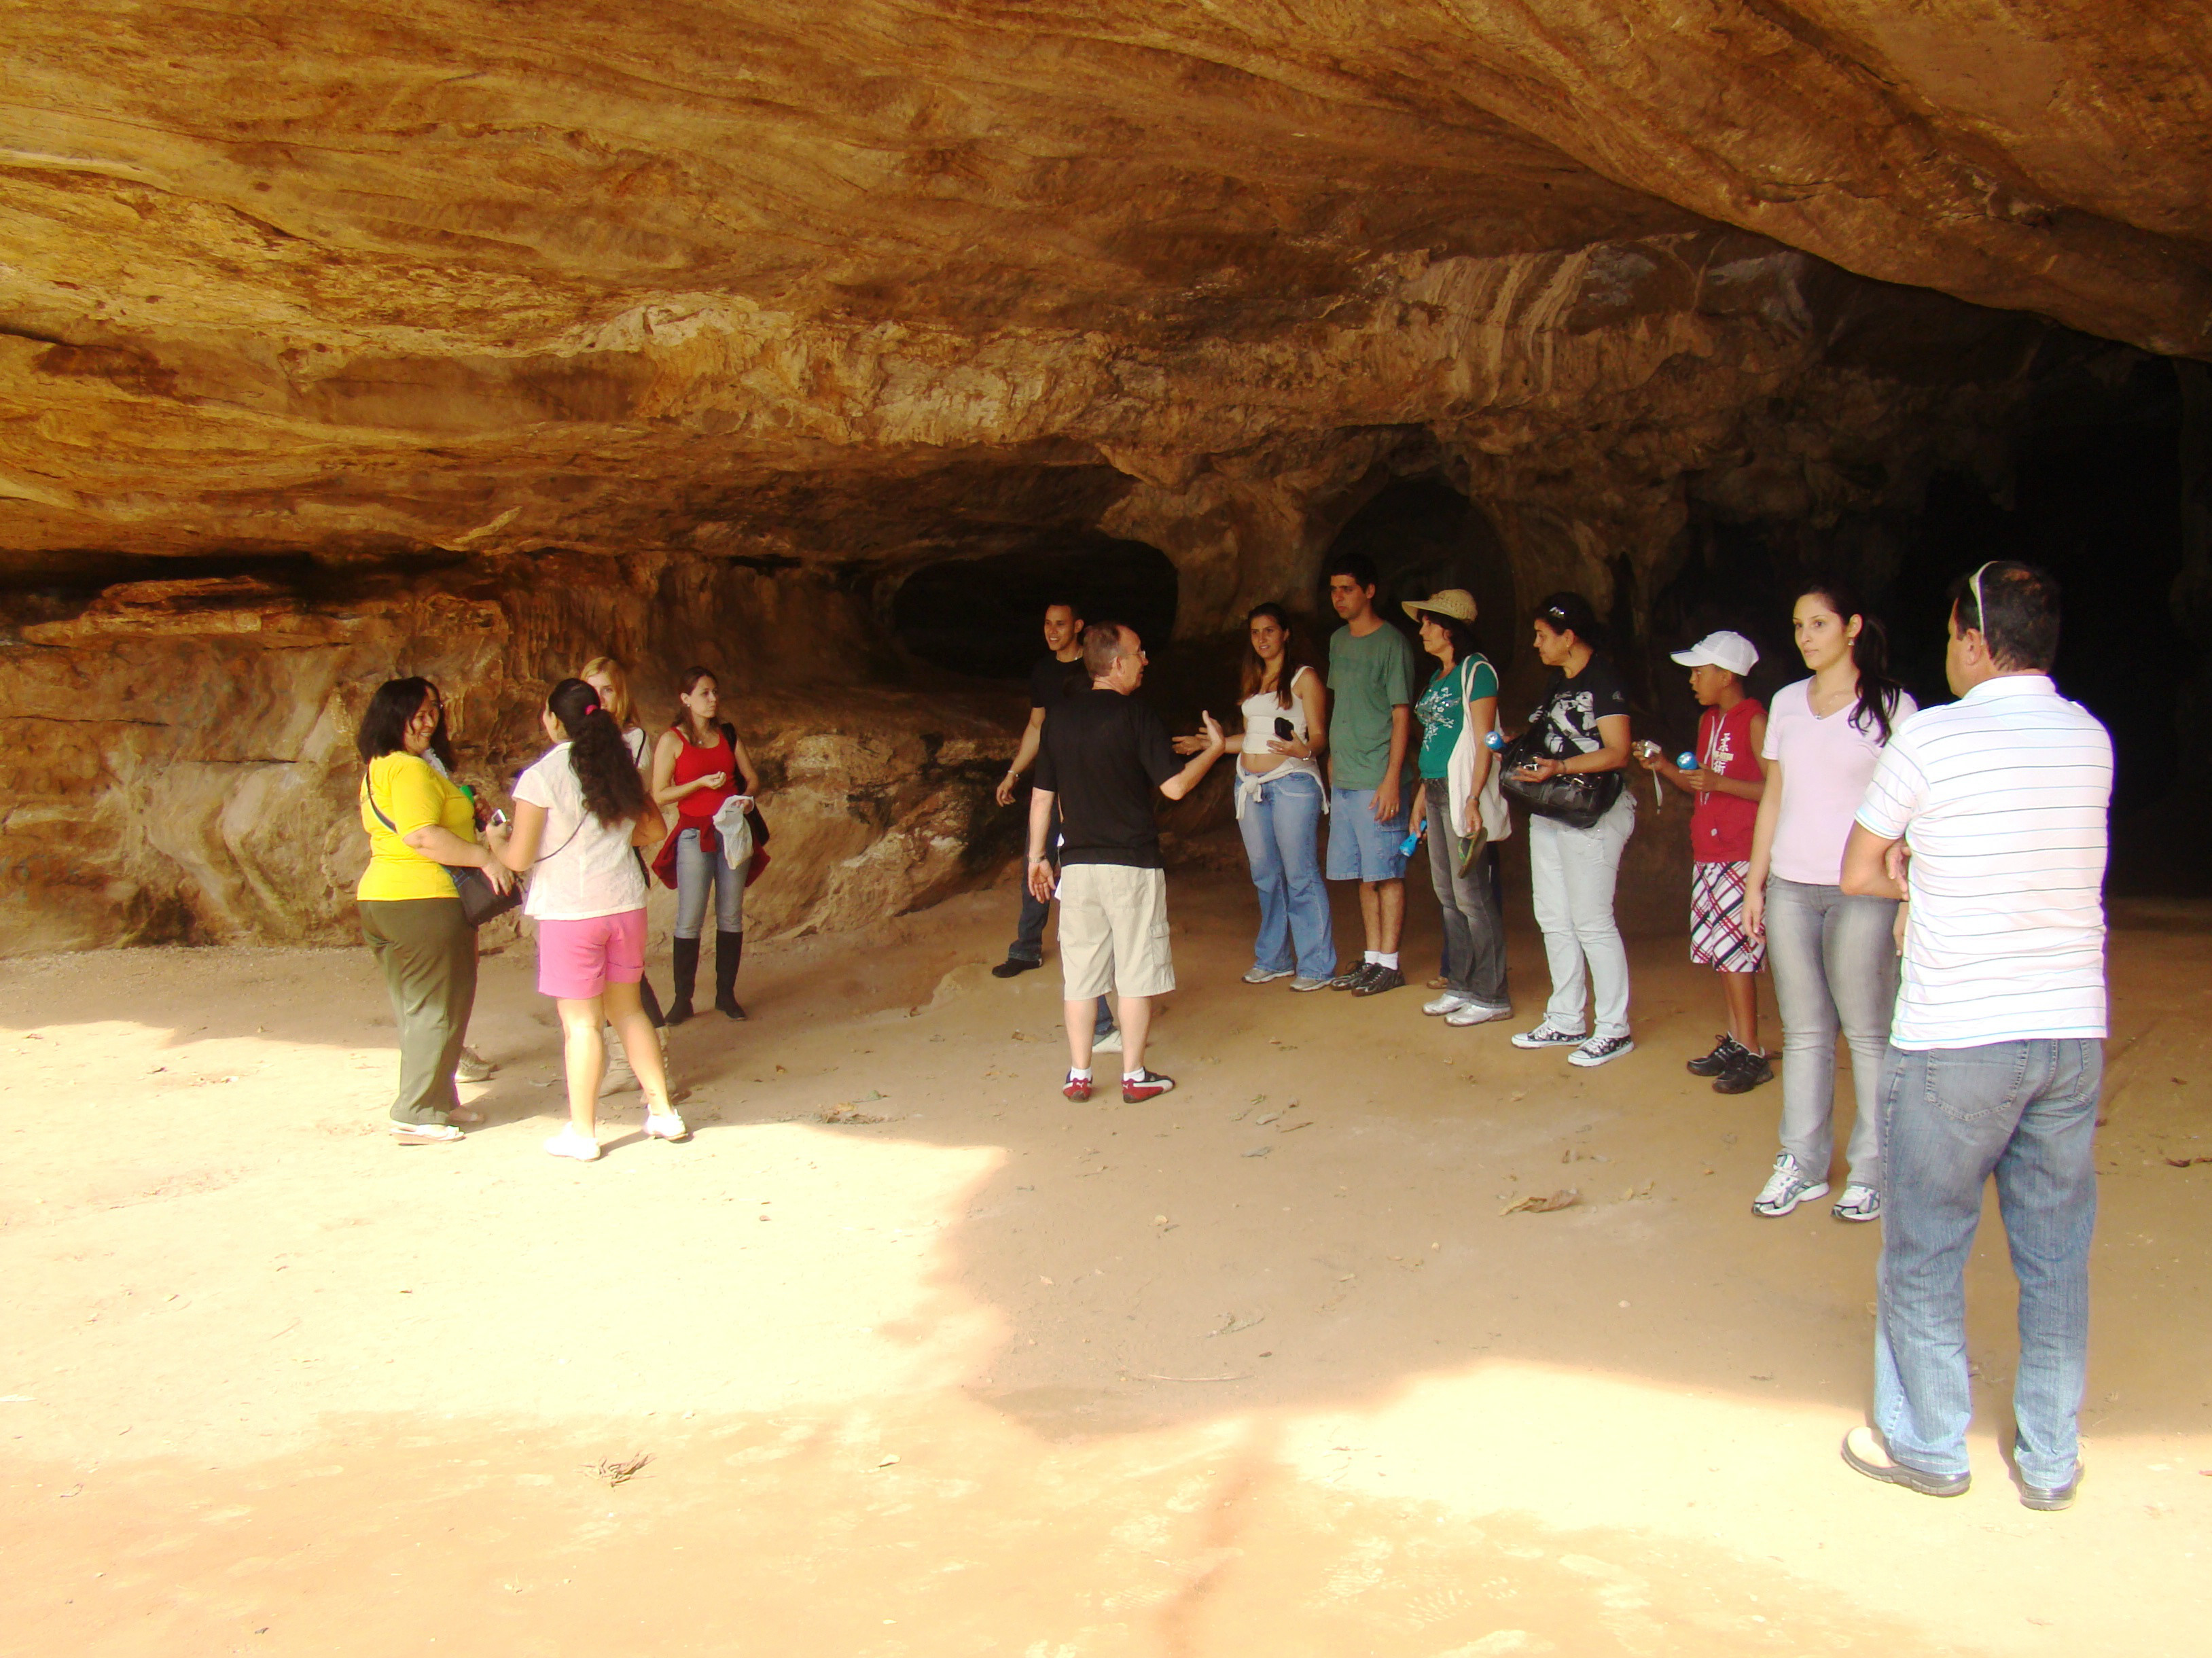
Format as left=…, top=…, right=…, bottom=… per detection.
left=889, top=534, right=1180, bottom=682
left=1321, top=477, right=1520, bottom=672
left=1650, top=351, right=2207, bottom=892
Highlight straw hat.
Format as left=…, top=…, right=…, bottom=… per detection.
left=1402, top=588, right=1478, bottom=624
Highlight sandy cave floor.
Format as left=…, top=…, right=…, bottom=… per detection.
left=2, top=864, right=2209, bottom=1658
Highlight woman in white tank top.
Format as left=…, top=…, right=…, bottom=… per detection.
left=1176, top=603, right=1335, bottom=987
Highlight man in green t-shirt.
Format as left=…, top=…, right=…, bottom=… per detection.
left=1322, top=552, right=1420, bottom=995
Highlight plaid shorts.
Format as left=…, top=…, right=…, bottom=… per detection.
left=1691, top=860, right=1765, bottom=972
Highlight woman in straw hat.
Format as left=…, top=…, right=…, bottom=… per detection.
left=1404, top=590, right=1512, bottom=1027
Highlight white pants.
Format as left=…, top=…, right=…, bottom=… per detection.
left=1527, top=791, right=1635, bottom=1039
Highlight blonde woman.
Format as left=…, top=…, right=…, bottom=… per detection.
left=579, top=656, right=668, bottom=1078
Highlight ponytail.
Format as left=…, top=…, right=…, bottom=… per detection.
left=548, top=677, right=648, bottom=826
left=1799, top=581, right=1905, bottom=745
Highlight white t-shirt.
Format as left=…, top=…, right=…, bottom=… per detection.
left=513, top=743, right=649, bottom=921
left=1762, top=678, right=1917, bottom=885
left=1855, top=675, right=2111, bottom=1051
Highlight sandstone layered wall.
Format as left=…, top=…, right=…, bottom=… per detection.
left=0, top=555, right=1018, bottom=951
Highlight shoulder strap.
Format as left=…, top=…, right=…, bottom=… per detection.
left=361, top=761, right=400, bottom=832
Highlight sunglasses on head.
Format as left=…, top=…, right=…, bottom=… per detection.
left=1968, top=561, right=1994, bottom=638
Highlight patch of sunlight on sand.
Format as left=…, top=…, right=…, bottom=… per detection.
left=1274, top=1360, right=2210, bottom=1653
left=4, top=1123, right=1007, bottom=1463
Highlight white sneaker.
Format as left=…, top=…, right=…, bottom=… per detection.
left=545, top=1127, right=601, bottom=1162
left=1423, top=991, right=1474, bottom=1017
left=1444, top=1001, right=1513, bottom=1027
left=1753, top=1152, right=1828, bottom=1216
left=1090, top=1028, right=1122, bottom=1054
left=1832, top=1183, right=1882, bottom=1222
left=1243, top=966, right=1294, bottom=985
left=1510, top=1021, right=1586, bottom=1050
left=455, top=1046, right=496, bottom=1083
left=643, top=1112, right=690, bottom=1142
left=1569, top=1033, right=1635, bottom=1068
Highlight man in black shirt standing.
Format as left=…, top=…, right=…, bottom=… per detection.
left=992, top=597, right=1120, bottom=1048
left=1031, top=621, right=1226, bottom=1103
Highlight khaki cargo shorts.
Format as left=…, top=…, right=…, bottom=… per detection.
left=1056, top=863, right=1175, bottom=1002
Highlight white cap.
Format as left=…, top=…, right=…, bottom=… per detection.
left=1669, top=630, right=1759, bottom=676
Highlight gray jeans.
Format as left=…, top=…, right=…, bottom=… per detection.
left=1764, top=876, right=1899, bottom=1189
left=1422, top=781, right=1508, bottom=1008
left=1527, top=790, right=1635, bottom=1039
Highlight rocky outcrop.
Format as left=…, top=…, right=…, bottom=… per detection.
left=0, top=556, right=1016, bottom=951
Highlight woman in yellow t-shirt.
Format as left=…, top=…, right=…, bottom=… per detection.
left=355, top=677, right=515, bottom=1142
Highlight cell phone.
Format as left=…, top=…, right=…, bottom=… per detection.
left=488, top=809, right=508, bottom=828
left=1274, top=718, right=1296, bottom=742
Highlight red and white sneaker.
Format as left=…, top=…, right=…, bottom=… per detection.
left=1063, top=1072, right=1094, bottom=1102
left=1121, top=1069, right=1176, bottom=1103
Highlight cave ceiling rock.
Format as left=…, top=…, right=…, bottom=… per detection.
left=4, top=1, right=2208, bottom=578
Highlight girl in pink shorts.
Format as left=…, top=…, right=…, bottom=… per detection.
left=496, top=679, right=687, bottom=1161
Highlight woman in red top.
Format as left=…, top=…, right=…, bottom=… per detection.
left=1640, top=631, right=1769, bottom=1093
left=650, top=666, right=761, bottom=1023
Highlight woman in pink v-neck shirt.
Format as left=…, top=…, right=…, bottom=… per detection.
left=1743, top=581, right=1916, bottom=1226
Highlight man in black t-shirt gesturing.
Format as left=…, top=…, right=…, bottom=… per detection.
left=1030, top=621, right=1226, bottom=1103
left=992, top=597, right=1119, bottom=1048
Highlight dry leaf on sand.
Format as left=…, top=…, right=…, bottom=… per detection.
left=1501, top=1188, right=1579, bottom=1215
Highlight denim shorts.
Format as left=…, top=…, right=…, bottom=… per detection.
left=1325, top=786, right=1410, bottom=881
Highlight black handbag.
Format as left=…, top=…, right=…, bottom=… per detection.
left=448, top=864, right=524, bottom=928
left=362, top=773, right=524, bottom=928
left=1497, top=720, right=1623, bottom=832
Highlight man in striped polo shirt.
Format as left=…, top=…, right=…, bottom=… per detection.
left=1836, top=561, right=2112, bottom=1513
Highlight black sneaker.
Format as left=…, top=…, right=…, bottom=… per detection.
left=1329, top=963, right=1375, bottom=991
left=1686, top=1035, right=1747, bottom=1077
left=1351, top=965, right=1405, bottom=997
left=991, top=956, right=1043, bottom=979
left=1712, top=1048, right=1774, bottom=1095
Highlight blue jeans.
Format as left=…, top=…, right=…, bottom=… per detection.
left=1764, top=877, right=1899, bottom=1190
left=1873, top=1039, right=2102, bottom=1488
left=1238, top=771, right=1334, bottom=981
left=674, top=826, right=743, bottom=939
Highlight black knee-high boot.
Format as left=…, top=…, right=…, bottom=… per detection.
left=715, top=929, right=746, bottom=1020
left=638, top=973, right=666, bottom=1030
left=667, top=936, right=700, bottom=1025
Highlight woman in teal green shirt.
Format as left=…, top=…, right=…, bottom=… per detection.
left=1406, top=590, right=1511, bottom=1023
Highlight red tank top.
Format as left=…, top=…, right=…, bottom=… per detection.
left=671, top=725, right=736, bottom=826
left=1692, top=699, right=1764, bottom=864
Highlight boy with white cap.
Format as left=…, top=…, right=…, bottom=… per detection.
left=1638, top=629, right=1772, bottom=1093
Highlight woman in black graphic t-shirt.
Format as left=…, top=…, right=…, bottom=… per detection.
left=1507, top=592, right=1637, bottom=1069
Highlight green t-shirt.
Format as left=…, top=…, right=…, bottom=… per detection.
left=1414, top=655, right=1501, bottom=779
left=1326, top=622, right=1421, bottom=791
